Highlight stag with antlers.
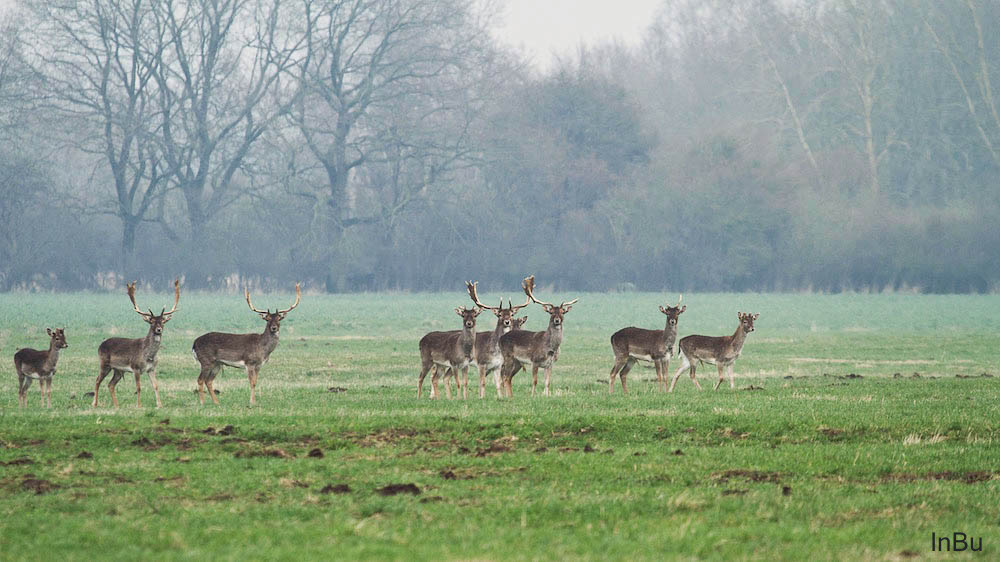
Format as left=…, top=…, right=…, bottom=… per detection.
left=192, top=284, right=301, bottom=405
left=93, top=279, right=180, bottom=408
left=669, top=312, right=759, bottom=392
left=498, top=276, right=578, bottom=397
left=608, top=295, right=685, bottom=394
left=14, top=328, right=68, bottom=408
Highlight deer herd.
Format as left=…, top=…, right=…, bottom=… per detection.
left=11, top=276, right=759, bottom=408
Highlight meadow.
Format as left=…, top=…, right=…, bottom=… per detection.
left=1, top=290, right=999, bottom=560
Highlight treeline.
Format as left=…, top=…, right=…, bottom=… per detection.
left=1, top=0, right=999, bottom=293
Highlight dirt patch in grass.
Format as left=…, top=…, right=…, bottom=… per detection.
left=76, top=451, right=93, bottom=459
left=21, top=477, right=59, bottom=495
left=722, top=489, right=747, bottom=496
left=0, top=457, right=34, bottom=466
left=474, top=436, right=518, bottom=457
left=307, top=448, right=324, bottom=458
left=883, top=471, right=995, bottom=484
left=714, top=470, right=782, bottom=484
left=375, top=483, right=421, bottom=496
left=234, top=448, right=295, bottom=459
left=320, top=483, right=351, bottom=494
left=203, top=425, right=236, bottom=436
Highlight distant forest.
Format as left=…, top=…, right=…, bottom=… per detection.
left=2, top=0, right=999, bottom=293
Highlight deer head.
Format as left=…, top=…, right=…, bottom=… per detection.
left=522, top=275, right=577, bottom=328
left=466, top=281, right=530, bottom=330
left=128, top=279, right=180, bottom=336
left=246, top=283, right=301, bottom=335
left=46, top=327, right=68, bottom=349
left=737, top=311, right=759, bottom=333
left=454, top=306, right=482, bottom=330
left=659, top=295, right=685, bottom=326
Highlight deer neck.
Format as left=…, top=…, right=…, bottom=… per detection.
left=729, top=324, right=748, bottom=354
left=44, top=341, right=61, bottom=370
left=488, top=317, right=507, bottom=346
left=661, top=319, right=678, bottom=347
left=143, top=326, right=162, bottom=360
left=544, top=319, right=563, bottom=352
left=260, top=328, right=280, bottom=355
left=460, top=324, right=476, bottom=349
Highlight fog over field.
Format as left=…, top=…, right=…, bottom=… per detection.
left=2, top=0, right=999, bottom=293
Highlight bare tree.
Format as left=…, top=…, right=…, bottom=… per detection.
left=146, top=0, right=303, bottom=252
left=28, top=0, right=170, bottom=273
left=285, top=0, right=497, bottom=257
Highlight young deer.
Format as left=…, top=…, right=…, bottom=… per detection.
left=498, top=275, right=578, bottom=397
left=609, top=296, right=685, bottom=394
left=669, top=312, right=759, bottom=392
left=417, top=305, right=482, bottom=399
left=192, top=284, right=301, bottom=405
left=14, top=328, right=68, bottom=407
left=93, top=280, right=180, bottom=408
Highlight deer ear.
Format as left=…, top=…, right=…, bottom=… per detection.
left=659, top=306, right=668, bottom=314
left=259, top=312, right=270, bottom=321
left=679, top=305, right=686, bottom=313
left=561, top=304, right=573, bottom=313
left=161, top=316, right=171, bottom=323
left=752, top=313, right=759, bottom=320
left=47, top=328, right=53, bottom=336
left=737, top=311, right=743, bottom=319
left=455, top=307, right=464, bottom=317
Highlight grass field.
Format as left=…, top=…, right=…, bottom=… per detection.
left=1, top=290, right=999, bottom=560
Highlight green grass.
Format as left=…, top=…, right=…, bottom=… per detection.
left=1, top=291, right=999, bottom=560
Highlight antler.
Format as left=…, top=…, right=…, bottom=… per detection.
left=245, top=283, right=301, bottom=316
left=127, top=281, right=153, bottom=320
left=677, top=294, right=682, bottom=306
left=523, top=275, right=577, bottom=311
left=466, top=281, right=500, bottom=311
left=507, top=293, right=531, bottom=313
left=277, top=283, right=301, bottom=315
left=163, top=279, right=180, bottom=316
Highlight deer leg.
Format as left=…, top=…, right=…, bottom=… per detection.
left=609, top=357, right=626, bottom=394
left=668, top=356, right=691, bottom=393
left=662, top=358, right=670, bottom=392
left=543, top=366, right=553, bottom=396
left=17, top=371, right=30, bottom=407
left=248, top=366, right=259, bottom=405
left=461, top=366, right=470, bottom=400
left=108, top=369, right=124, bottom=408
left=417, top=361, right=431, bottom=398
left=205, top=366, right=221, bottom=405
left=531, top=365, right=539, bottom=396
left=689, top=364, right=703, bottom=391
left=619, top=359, right=636, bottom=395
left=134, top=370, right=142, bottom=407
left=714, top=363, right=725, bottom=391
left=197, top=365, right=210, bottom=405
left=728, top=364, right=736, bottom=389
left=93, top=363, right=112, bottom=407
left=430, top=365, right=442, bottom=399
left=479, top=364, right=488, bottom=399
left=147, top=368, right=163, bottom=408
left=45, top=377, right=53, bottom=408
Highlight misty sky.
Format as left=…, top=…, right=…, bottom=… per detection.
left=493, top=0, right=661, bottom=70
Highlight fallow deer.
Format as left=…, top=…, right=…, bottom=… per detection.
left=498, top=275, right=578, bottom=397
left=609, top=295, right=685, bottom=394
left=417, top=305, right=482, bottom=399
left=93, top=280, right=180, bottom=408
left=441, top=282, right=531, bottom=398
left=192, top=283, right=301, bottom=405
left=14, top=328, right=68, bottom=407
left=669, top=312, right=759, bottom=392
